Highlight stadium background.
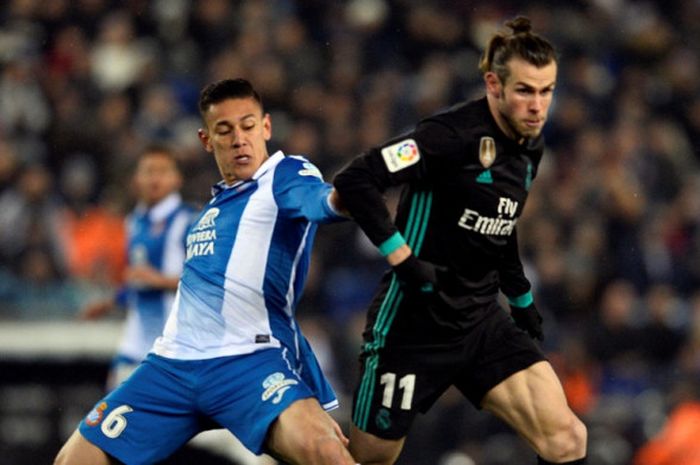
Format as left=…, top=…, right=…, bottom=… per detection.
left=1, top=0, right=700, bottom=464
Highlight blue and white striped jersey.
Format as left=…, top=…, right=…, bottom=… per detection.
left=153, top=151, right=343, bottom=360
left=119, top=192, right=195, bottom=362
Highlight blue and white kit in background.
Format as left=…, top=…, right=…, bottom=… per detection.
left=80, top=152, right=344, bottom=462
left=112, top=192, right=193, bottom=377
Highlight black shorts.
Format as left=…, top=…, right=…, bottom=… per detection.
left=351, top=279, right=545, bottom=439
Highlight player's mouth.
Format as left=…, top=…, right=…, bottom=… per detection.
left=234, top=154, right=252, bottom=163
left=524, top=119, right=542, bottom=128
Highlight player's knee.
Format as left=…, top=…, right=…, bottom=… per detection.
left=536, top=413, right=587, bottom=461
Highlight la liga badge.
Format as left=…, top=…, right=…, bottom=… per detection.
left=381, top=139, right=421, bottom=173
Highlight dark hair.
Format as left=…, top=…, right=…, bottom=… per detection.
left=479, top=16, right=557, bottom=84
left=198, top=78, right=263, bottom=117
left=139, top=143, right=182, bottom=173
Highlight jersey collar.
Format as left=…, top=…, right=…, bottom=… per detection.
left=210, top=151, right=286, bottom=196
left=135, top=192, right=182, bottom=222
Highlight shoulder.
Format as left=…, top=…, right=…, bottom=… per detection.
left=426, top=98, right=486, bottom=127
left=416, top=98, right=489, bottom=148
left=275, top=155, right=325, bottom=182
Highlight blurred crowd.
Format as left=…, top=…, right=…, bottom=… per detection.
left=2, top=0, right=700, bottom=464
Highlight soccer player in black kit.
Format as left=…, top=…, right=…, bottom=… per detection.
left=334, top=17, right=587, bottom=465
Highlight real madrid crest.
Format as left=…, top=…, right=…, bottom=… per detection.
left=479, top=136, right=496, bottom=168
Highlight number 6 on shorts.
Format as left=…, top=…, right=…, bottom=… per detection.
left=101, top=405, right=134, bottom=438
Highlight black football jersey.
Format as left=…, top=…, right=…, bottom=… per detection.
left=334, top=97, right=543, bottom=308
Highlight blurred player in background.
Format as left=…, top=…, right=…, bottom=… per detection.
left=79, top=144, right=193, bottom=391
left=334, top=17, right=587, bottom=465
left=55, top=78, right=356, bottom=465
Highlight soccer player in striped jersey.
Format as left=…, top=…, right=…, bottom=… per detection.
left=334, top=17, right=587, bottom=465
left=56, top=79, right=356, bottom=465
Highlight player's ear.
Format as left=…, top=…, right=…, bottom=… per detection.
left=198, top=128, right=213, bottom=152
left=262, top=113, right=272, bottom=142
left=484, top=71, right=501, bottom=98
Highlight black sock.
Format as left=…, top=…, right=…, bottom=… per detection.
left=538, top=457, right=586, bottom=465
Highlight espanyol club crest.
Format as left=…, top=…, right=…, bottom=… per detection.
left=261, top=372, right=299, bottom=404
left=85, top=402, right=108, bottom=426
left=479, top=137, right=496, bottom=168
left=193, top=208, right=220, bottom=232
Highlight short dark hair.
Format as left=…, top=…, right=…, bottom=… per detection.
left=479, top=16, right=557, bottom=84
left=139, top=143, right=182, bottom=173
left=198, top=78, right=263, bottom=118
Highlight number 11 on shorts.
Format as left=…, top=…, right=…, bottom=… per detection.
left=380, top=373, right=416, bottom=410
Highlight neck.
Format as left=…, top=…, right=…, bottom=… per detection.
left=485, top=94, right=525, bottom=144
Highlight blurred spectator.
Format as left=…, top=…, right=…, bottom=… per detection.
left=586, top=280, right=648, bottom=396
left=90, top=10, right=155, bottom=93
left=678, top=292, right=700, bottom=377
left=0, top=55, right=51, bottom=163
left=57, top=156, right=127, bottom=285
left=0, top=57, right=50, bottom=140
left=0, top=161, right=66, bottom=273
left=9, top=246, right=84, bottom=319
left=133, top=83, right=183, bottom=142
left=633, top=378, right=700, bottom=465
left=43, top=24, right=93, bottom=100
left=638, top=284, right=687, bottom=373
left=188, top=0, right=238, bottom=60
left=551, top=337, right=599, bottom=417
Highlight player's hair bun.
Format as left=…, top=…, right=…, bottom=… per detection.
left=478, top=15, right=556, bottom=76
left=505, top=16, right=532, bottom=35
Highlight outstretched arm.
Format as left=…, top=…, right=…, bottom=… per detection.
left=333, top=119, right=461, bottom=261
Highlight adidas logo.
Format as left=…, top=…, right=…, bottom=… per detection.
left=476, top=170, right=493, bottom=184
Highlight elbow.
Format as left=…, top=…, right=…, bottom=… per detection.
left=332, top=170, right=352, bottom=194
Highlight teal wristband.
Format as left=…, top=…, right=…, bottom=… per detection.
left=378, top=232, right=406, bottom=257
left=508, top=290, right=533, bottom=308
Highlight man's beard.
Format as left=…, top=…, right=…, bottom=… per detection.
left=500, top=109, right=541, bottom=142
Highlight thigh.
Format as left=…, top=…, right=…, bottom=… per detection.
left=55, top=429, right=118, bottom=465
left=481, top=360, right=571, bottom=446
left=79, top=355, right=200, bottom=465
left=201, top=348, right=319, bottom=455
left=265, top=397, right=346, bottom=463
left=454, top=305, right=546, bottom=405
